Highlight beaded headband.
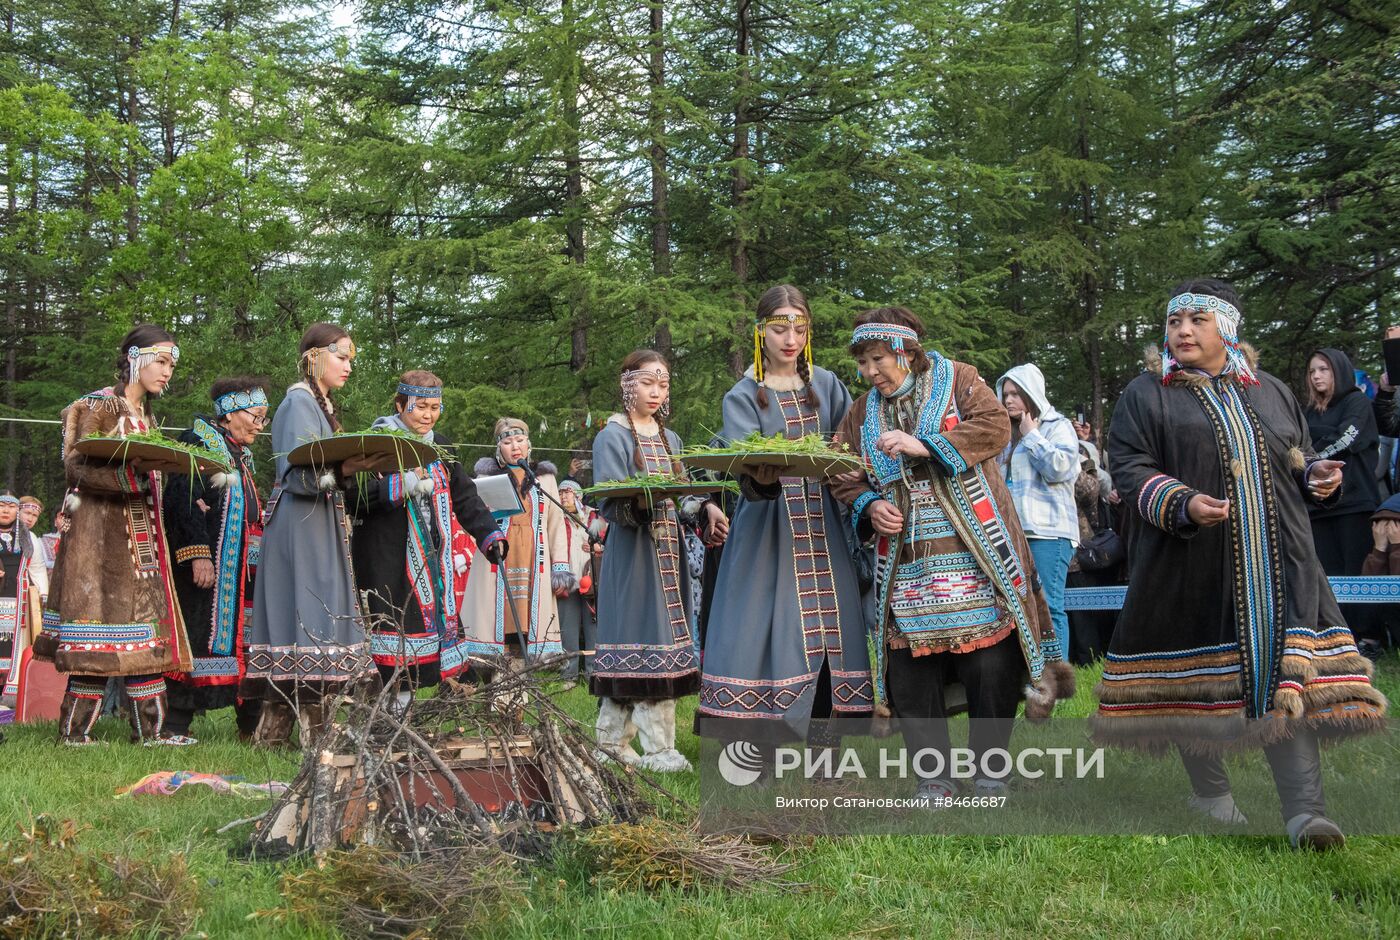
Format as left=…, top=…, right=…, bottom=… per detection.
left=851, top=323, right=919, bottom=369
left=558, top=479, right=583, bottom=493
left=753, top=309, right=813, bottom=384
left=621, top=366, right=671, bottom=418
left=127, top=344, right=180, bottom=386
left=496, top=426, right=528, bottom=443
left=397, top=382, right=442, bottom=398
left=213, top=386, right=269, bottom=417
left=0, top=494, right=18, bottom=506
left=301, top=338, right=356, bottom=383
left=1161, top=291, right=1257, bottom=386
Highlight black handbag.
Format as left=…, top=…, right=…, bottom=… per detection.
left=1075, top=497, right=1124, bottom=571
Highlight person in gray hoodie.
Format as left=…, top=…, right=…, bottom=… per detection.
left=996, top=363, right=1080, bottom=659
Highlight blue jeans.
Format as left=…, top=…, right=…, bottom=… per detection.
left=1028, top=537, right=1074, bottom=658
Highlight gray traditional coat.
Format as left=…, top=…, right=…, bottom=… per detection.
left=243, top=384, right=371, bottom=698
left=589, top=415, right=702, bottom=701
left=695, top=367, right=874, bottom=743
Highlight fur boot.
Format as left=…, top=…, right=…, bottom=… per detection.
left=594, top=697, right=640, bottom=765
left=633, top=698, right=692, bottom=772
left=57, top=681, right=104, bottom=745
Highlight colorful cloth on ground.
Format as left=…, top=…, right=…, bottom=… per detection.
left=114, top=770, right=289, bottom=799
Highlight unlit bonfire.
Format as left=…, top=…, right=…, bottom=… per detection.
left=249, top=655, right=660, bottom=857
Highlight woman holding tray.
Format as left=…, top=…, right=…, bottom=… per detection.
left=460, top=417, right=568, bottom=670
left=828, top=307, right=1074, bottom=801
left=695, top=285, right=874, bottom=755
left=244, top=322, right=378, bottom=747
left=161, top=376, right=270, bottom=742
left=349, top=371, right=505, bottom=710
left=591, top=350, right=729, bottom=772
left=35, top=324, right=197, bottom=746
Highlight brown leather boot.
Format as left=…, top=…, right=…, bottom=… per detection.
left=126, top=677, right=196, bottom=746
left=57, top=679, right=105, bottom=746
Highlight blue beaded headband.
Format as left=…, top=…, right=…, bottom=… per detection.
left=397, top=382, right=443, bottom=399
left=0, top=494, right=17, bottom=506
left=213, top=386, right=269, bottom=417
left=851, top=323, right=919, bottom=369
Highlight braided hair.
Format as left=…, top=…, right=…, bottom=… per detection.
left=298, top=322, right=349, bottom=433
left=754, top=284, right=821, bottom=411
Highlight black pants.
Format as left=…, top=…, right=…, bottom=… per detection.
left=886, top=632, right=1024, bottom=781
left=1067, top=568, right=1117, bottom=665
left=1311, top=511, right=1385, bottom=644
left=1178, top=731, right=1326, bottom=822
left=164, top=699, right=261, bottom=737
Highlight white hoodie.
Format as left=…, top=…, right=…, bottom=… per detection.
left=995, top=363, right=1080, bottom=544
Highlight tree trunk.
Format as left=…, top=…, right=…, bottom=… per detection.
left=729, top=0, right=752, bottom=378
left=648, top=0, right=672, bottom=358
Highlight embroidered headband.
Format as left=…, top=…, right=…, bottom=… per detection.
left=127, top=344, right=180, bottom=385
left=753, top=308, right=814, bottom=384
left=397, top=382, right=442, bottom=399
left=496, top=426, right=528, bottom=443
left=213, top=386, right=269, bottom=417
left=1161, top=291, right=1258, bottom=386
left=851, top=323, right=919, bottom=370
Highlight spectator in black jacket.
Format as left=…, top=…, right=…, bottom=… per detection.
left=1306, top=347, right=1384, bottom=652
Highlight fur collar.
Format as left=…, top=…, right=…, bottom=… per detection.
left=1142, top=342, right=1261, bottom=387
left=473, top=456, right=558, bottom=478
left=743, top=364, right=807, bottom=393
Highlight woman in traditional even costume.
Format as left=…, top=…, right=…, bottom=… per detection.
left=161, top=377, right=270, bottom=741
left=244, top=322, right=377, bottom=746
left=0, top=493, right=38, bottom=720
left=556, top=478, right=604, bottom=686
left=349, top=371, right=504, bottom=709
left=696, top=285, right=872, bottom=749
left=590, top=350, right=729, bottom=772
left=460, top=418, right=568, bottom=670
left=34, top=325, right=196, bottom=746
left=1095, top=278, right=1387, bottom=849
left=16, top=497, right=47, bottom=599
left=829, top=308, right=1072, bottom=800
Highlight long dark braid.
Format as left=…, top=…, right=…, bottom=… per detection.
left=624, top=410, right=646, bottom=473
left=303, top=362, right=342, bottom=433
left=796, top=355, right=821, bottom=409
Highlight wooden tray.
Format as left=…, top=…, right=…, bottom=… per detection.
left=74, top=436, right=232, bottom=475
left=683, top=450, right=863, bottom=479
left=585, top=480, right=727, bottom=506
left=287, top=432, right=442, bottom=469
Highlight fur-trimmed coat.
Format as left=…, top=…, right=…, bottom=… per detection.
left=458, top=458, right=568, bottom=660
left=1093, top=345, right=1386, bottom=753
left=36, top=388, right=192, bottom=676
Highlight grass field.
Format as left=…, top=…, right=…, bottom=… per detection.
left=2, top=658, right=1397, bottom=939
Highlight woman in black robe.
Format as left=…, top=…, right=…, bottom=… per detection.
left=163, top=377, right=269, bottom=740
left=348, top=371, right=504, bottom=709
left=1095, top=278, right=1386, bottom=850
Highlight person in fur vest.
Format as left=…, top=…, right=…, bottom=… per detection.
left=1095, top=277, right=1386, bottom=850
left=34, top=324, right=196, bottom=746
left=459, top=419, right=569, bottom=668
left=829, top=307, right=1073, bottom=804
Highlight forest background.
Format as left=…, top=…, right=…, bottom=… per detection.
left=1, top=0, right=1395, bottom=503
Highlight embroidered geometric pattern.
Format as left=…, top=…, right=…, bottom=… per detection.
left=56, top=621, right=158, bottom=651
left=369, top=631, right=441, bottom=667
left=244, top=643, right=371, bottom=682
left=1192, top=380, right=1286, bottom=719
left=175, top=544, right=211, bottom=564
left=593, top=642, right=698, bottom=679
left=861, top=356, right=956, bottom=487
left=777, top=390, right=843, bottom=663
left=637, top=432, right=694, bottom=649
left=1136, top=473, right=1195, bottom=533
left=125, top=677, right=167, bottom=700
left=187, top=655, right=241, bottom=683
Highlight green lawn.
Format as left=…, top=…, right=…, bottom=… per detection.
left=2, top=658, right=1397, bottom=939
